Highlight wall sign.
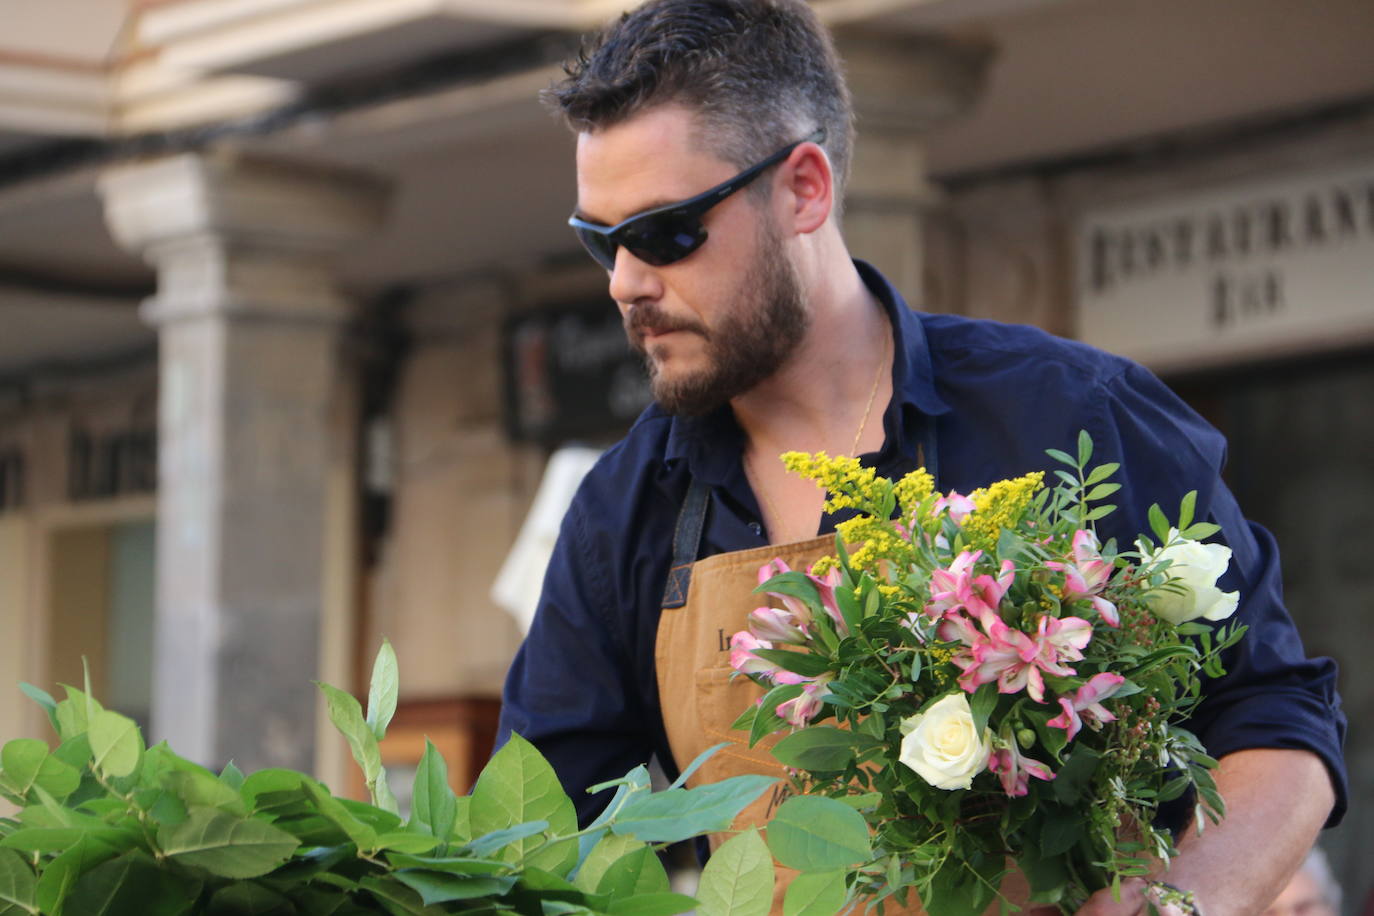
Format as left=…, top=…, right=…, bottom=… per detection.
left=1076, top=159, right=1374, bottom=370
left=502, top=303, right=651, bottom=445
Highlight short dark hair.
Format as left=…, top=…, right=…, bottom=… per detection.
left=548, top=0, right=854, bottom=204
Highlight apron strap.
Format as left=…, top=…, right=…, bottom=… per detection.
left=661, top=476, right=710, bottom=609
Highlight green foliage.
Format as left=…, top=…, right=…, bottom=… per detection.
left=0, top=644, right=779, bottom=915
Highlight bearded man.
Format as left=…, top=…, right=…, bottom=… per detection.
left=496, top=2, right=1346, bottom=914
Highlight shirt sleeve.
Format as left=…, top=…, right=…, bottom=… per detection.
left=1091, top=362, right=1348, bottom=827
left=495, top=491, right=658, bottom=826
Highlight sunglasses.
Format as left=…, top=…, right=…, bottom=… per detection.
left=568, top=128, right=826, bottom=271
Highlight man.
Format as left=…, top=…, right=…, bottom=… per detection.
left=497, top=1, right=1347, bottom=913
left=1262, top=847, right=1341, bottom=916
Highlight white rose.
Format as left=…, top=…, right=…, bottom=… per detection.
left=1145, top=529, right=1239, bottom=625
left=898, top=693, right=990, bottom=790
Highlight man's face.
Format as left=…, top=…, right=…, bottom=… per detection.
left=1263, top=869, right=1333, bottom=916
left=574, top=106, right=808, bottom=416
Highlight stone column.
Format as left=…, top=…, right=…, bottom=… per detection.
left=98, top=151, right=388, bottom=773
left=837, top=32, right=994, bottom=308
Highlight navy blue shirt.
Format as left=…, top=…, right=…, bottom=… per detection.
left=497, top=261, right=1347, bottom=828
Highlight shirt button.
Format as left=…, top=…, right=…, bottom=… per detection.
left=748, top=521, right=763, bottom=536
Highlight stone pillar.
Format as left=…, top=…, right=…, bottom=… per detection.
left=98, top=151, right=388, bottom=773
left=837, top=32, right=994, bottom=308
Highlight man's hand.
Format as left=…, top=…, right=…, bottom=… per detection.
left=1074, top=749, right=1334, bottom=916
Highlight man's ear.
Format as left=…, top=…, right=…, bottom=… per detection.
left=780, top=140, right=834, bottom=235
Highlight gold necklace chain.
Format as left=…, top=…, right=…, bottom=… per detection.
left=749, top=326, right=890, bottom=534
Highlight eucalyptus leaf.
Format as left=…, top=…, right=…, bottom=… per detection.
left=35, top=834, right=120, bottom=916
left=693, top=828, right=773, bottom=916
left=158, top=806, right=299, bottom=878
left=783, top=869, right=848, bottom=916
left=610, top=774, right=776, bottom=844
left=366, top=639, right=400, bottom=742
left=604, top=892, right=699, bottom=916
left=17, top=685, right=58, bottom=733
left=668, top=742, right=728, bottom=790
left=64, top=851, right=196, bottom=916
left=595, top=845, right=669, bottom=898
left=766, top=795, right=872, bottom=872
left=88, top=710, right=144, bottom=780
left=411, top=740, right=458, bottom=844
left=316, top=683, right=383, bottom=795
left=0, top=848, right=36, bottom=913
left=469, top=734, right=577, bottom=874
left=572, top=833, right=641, bottom=893
left=392, top=869, right=516, bottom=905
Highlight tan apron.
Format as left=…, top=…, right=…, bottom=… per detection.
left=652, top=478, right=1028, bottom=916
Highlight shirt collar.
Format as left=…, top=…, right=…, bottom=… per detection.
left=662, top=259, right=950, bottom=485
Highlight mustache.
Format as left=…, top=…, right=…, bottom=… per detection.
left=623, top=303, right=708, bottom=345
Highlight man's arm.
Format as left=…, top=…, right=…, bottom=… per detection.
left=1078, top=748, right=1335, bottom=916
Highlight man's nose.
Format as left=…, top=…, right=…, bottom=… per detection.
left=608, top=246, right=663, bottom=307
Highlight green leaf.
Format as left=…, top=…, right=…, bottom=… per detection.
left=0, top=848, right=36, bottom=914
left=1039, top=807, right=1080, bottom=858
left=411, top=740, right=458, bottom=844
left=316, top=684, right=383, bottom=794
left=1148, top=503, right=1170, bottom=543
left=63, top=851, right=196, bottom=916
left=766, top=795, right=871, bottom=872
left=1085, top=483, right=1121, bottom=501
left=35, top=834, right=120, bottom=916
left=88, top=710, right=144, bottom=779
left=1, top=739, right=79, bottom=801
left=750, top=649, right=832, bottom=679
left=770, top=727, right=871, bottom=771
left=1180, top=522, right=1221, bottom=540
left=783, top=869, right=847, bottom=916
left=469, top=734, right=577, bottom=874
left=1076, top=430, right=1093, bottom=466
left=573, top=833, right=642, bottom=894
left=693, top=828, right=773, bottom=916
left=610, top=774, right=776, bottom=844
left=749, top=685, right=800, bottom=748
left=158, top=806, right=299, bottom=878
left=366, top=639, right=400, bottom=743
left=969, top=684, right=998, bottom=738
left=1084, top=462, right=1120, bottom=485
left=18, top=685, right=58, bottom=734
left=1178, top=491, right=1197, bottom=530
left=374, top=832, right=441, bottom=855
left=2, top=827, right=133, bottom=855
left=206, top=882, right=295, bottom=916
left=596, top=845, right=669, bottom=898
left=1044, top=448, right=1075, bottom=467
left=53, top=688, right=102, bottom=743
left=219, top=761, right=245, bottom=791
left=165, top=768, right=245, bottom=813
left=358, top=875, right=446, bottom=916
left=391, top=870, right=516, bottom=905
left=462, top=821, right=548, bottom=858
left=668, top=742, right=727, bottom=790
left=604, top=893, right=698, bottom=916
left=1051, top=747, right=1100, bottom=805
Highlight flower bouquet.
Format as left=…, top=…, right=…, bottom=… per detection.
left=729, top=433, right=1247, bottom=916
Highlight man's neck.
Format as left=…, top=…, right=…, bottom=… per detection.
left=731, top=252, right=893, bottom=544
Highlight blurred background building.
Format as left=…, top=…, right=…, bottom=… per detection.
left=0, top=0, right=1368, bottom=908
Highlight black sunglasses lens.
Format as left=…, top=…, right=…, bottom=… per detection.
left=574, top=225, right=618, bottom=270
left=622, top=214, right=706, bottom=266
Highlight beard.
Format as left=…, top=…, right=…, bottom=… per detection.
left=624, top=219, right=809, bottom=417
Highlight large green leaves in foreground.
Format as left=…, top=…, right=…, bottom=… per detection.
left=0, top=644, right=781, bottom=914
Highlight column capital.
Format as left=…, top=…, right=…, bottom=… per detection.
left=98, top=150, right=390, bottom=326
left=837, top=30, right=995, bottom=134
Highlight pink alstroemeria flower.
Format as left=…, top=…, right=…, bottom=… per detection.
left=988, top=740, right=1055, bottom=797
left=932, top=491, right=976, bottom=524
left=1047, top=529, right=1121, bottom=627
left=757, top=559, right=814, bottom=628
left=943, top=613, right=1091, bottom=702
left=747, top=605, right=808, bottom=644
left=1047, top=672, right=1126, bottom=741
left=776, top=678, right=831, bottom=727
left=728, top=631, right=808, bottom=685
left=926, top=551, right=1015, bottom=626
